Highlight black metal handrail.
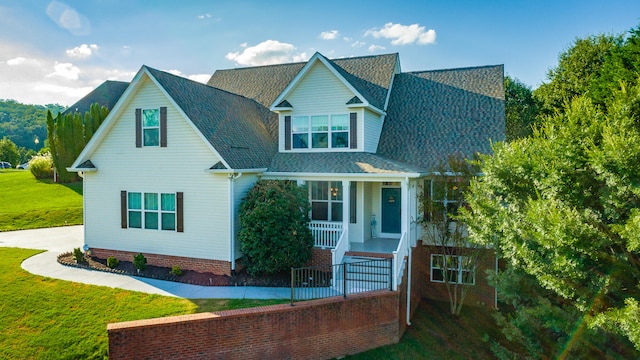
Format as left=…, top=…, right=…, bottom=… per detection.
left=290, top=258, right=393, bottom=305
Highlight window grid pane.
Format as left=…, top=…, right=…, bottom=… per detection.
left=128, top=192, right=141, bottom=210
left=161, top=193, right=176, bottom=211
left=145, top=212, right=158, bottom=229
left=162, top=213, right=176, bottom=230
left=143, top=109, right=159, bottom=126
left=144, top=193, right=158, bottom=210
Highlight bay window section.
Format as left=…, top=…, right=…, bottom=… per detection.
left=144, top=193, right=159, bottom=229
left=128, top=192, right=142, bottom=228
left=310, top=181, right=343, bottom=221
left=292, top=116, right=309, bottom=149
left=161, top=193, right=176, bottom=230
left=331, top=114, right=349, bottom=148
left=311, top=116, right=328, bottom=148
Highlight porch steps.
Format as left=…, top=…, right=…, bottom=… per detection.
left=339, top=256, right=392, bottom=293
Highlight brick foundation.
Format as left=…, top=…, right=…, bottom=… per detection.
left=306, top=247, right=332, bottom=268
left=90, top=248, right=233, bottom=276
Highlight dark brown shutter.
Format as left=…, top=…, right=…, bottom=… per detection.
left=284, top=116, right=291, bottom=150
left=160, top=107, right=167, bottom=147
left=350, top=112, right=357, bottom=149
left=176, top=192, right=184, bottom=232
left=121, top=191, right=128, bottom=228
left=135, top=109, right=142, bottom=148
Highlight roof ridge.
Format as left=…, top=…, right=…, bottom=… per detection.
left=407, top=64, right=504, bottom=75
left=215, top=52, right=400, bottom=72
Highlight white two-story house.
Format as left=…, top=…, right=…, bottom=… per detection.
left=69, top=52, right=505, bottom=283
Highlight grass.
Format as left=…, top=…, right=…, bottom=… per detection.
left=348, top=300, right=503, bottom=359
left=0, top=248, right=288, bottom=359
left=0, top=170, right=83, bottom=231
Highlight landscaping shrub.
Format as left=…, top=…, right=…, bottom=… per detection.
left=170, top=266, right=182, bottom=276
left=72, top=247, right=85, bottom=263
left=106, top=256, right=119, bottom=269
left=239, top=180, right=313, bottom=275
left=29, top=153, right=53, bottom=179
left=133, top=253, right=146, bottom=272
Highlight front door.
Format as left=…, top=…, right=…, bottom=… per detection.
left=381, top=188, right=401, bottom=234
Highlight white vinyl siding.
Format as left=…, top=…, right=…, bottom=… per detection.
left=279, top=62, right=361, bottom=152
left=363, top=109, right=384, bottom=153
left=83, top=75, right=231, bottom=261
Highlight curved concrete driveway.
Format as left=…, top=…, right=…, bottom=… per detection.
left=0, top=226, right=290, bottom=299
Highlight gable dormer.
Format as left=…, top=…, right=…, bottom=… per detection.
left=270, top=52, right=393, bottom=153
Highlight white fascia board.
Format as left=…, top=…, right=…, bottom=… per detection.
left=66, top=167, right=97, bottom=173
left=69, top=69, right=144, bottom=169
left=261, top=171, right=424, bottom=182
left=205, top=168, right=268, bottom=174
left=269, top=52, right=373, bottom=112
left=144, top=68, right=232, bottom=170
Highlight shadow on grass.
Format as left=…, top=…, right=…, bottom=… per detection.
left=34, top=177, right=83, bottom=195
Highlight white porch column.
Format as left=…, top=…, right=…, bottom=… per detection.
left=401, top=178, right=409, bottom=236
left=342, top=180, right=350, bottom=233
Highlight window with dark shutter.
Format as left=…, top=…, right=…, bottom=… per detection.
left=350, top=112, right=357, bottom=149
left=160, top=107, right=167, bottom=147
left=284, top=116, right=291, bottom=150
left=135, top=109, right=142, bottom=148
left=121, top=191, right=128, bottom=228
left=177, top=192, right=184, bottom=232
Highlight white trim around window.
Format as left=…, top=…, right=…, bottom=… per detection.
left=430, top=254, right=475, bottom=285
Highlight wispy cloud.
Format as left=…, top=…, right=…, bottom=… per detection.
left=197, top=13, right=212, bottom=19
left=368, top=44, right=386, bottom=52
left=320, top=30, right=339, bottom=40
left=351, top=41, right=366, bottom=48
left=365, top=22, right=436, bottom=45
left=66, top=44, right=99, bottom=59
left=46, top=1, right=91, bottom=36
left=226, top=40, right=309, bottom=66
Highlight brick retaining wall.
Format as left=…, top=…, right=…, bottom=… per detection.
left=108, top=290, right=401, bottom=360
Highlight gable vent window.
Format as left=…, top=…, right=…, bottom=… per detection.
left=136, top=107, right=167, bottom=147
left=290, top=113, right=354, bottom=149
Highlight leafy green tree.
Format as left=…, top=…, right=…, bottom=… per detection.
left=47, top=103, right=108, bottom=182
left=534, top=34, right=618, bottom=115
left=0, top=99, right=63, bottom=150
left=0, top=137, right=20, bottom=166
left=504, top=76, right=539, bottom=140
left=418, top=156, right=480, bottom=316
left=462, top=90, right=640, bottom=357
left=238, top=180, right=313, bottom=275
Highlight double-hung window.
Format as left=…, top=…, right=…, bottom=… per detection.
left=310, top=181, right=343, bottom=221
left=423, top=178, right=465, bottom=222
left=142, top=109, right=160, bottom=146
left=292, top=114, right=349, bottom=149
left=124, top=191, right=180, bottom=231
left=430, top=254, right=475, bottom=284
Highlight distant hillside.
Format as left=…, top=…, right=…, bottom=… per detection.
left=0, top=99, right=65, bottom=150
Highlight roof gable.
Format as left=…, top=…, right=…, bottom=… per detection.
left=63, top=80, right=128, bottom=115
left=72, top=66, right=277, bottom=170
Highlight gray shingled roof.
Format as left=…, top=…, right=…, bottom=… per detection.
left=208, top=53, right=399, bottom=109
left=145, top=66, right=277, bottom=169
left=63, top=80, right=128, bottom=115
left=377, top=65, right=505, bottom=172
left=268, top=152, right=426, bottom=174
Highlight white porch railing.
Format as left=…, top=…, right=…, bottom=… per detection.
left=391, top=231, right=408, bottom=291
left=309, top=221, right=343, bottom=248
left=331, top=228, right=349, bottom=266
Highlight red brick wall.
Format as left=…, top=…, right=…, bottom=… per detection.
left=307, top=247, right=332, bottom=268
left=90, top=248, right=233, bottom=276
left=421, top=245, right=497, bottom=308
left=108, top=290, right=401, bottom=360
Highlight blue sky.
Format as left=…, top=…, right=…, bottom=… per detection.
left=1, top=0, right=639, bottom=106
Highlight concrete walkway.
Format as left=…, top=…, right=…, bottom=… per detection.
left=0, top=226, right=290, bottom=300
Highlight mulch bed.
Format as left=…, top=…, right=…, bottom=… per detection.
left=57, top=253, right=290, bottom=287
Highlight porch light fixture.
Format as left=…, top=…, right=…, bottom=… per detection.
left=330, top=187, right=339, bottom=197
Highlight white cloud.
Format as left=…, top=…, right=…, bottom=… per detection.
left=48, top=62, right=80, bottom=80
left=365, top=22, right=436, bottom=45
left=6, top=57, right=40, bottom=66
left=351, top=41, right=366, bottom=48
left=46, top=1, right=91, bottom=36
left=368, top=44, right=386, bottom=52
left=188, top=74, right=211, bottom=83
left=65, top=44, right=99, bottom=58
left=320, top=30, right=339, bottom=40
left=197, top=13, right=212, bottom=19
left=225, top=40, right=309, bottom=66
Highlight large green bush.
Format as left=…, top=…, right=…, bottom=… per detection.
left=239, top=180, right=313, bottom=275
left=28, top=153, right=53, bottom=179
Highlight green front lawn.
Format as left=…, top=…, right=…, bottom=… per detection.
left=0, top=170, right=83, bottom=231
left=0, top=248, right=287, bottom=359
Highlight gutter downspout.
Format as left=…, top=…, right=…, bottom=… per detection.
left=228, top=172, right=242, bottom=274
left=405, top=176, right=412, bottom=326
